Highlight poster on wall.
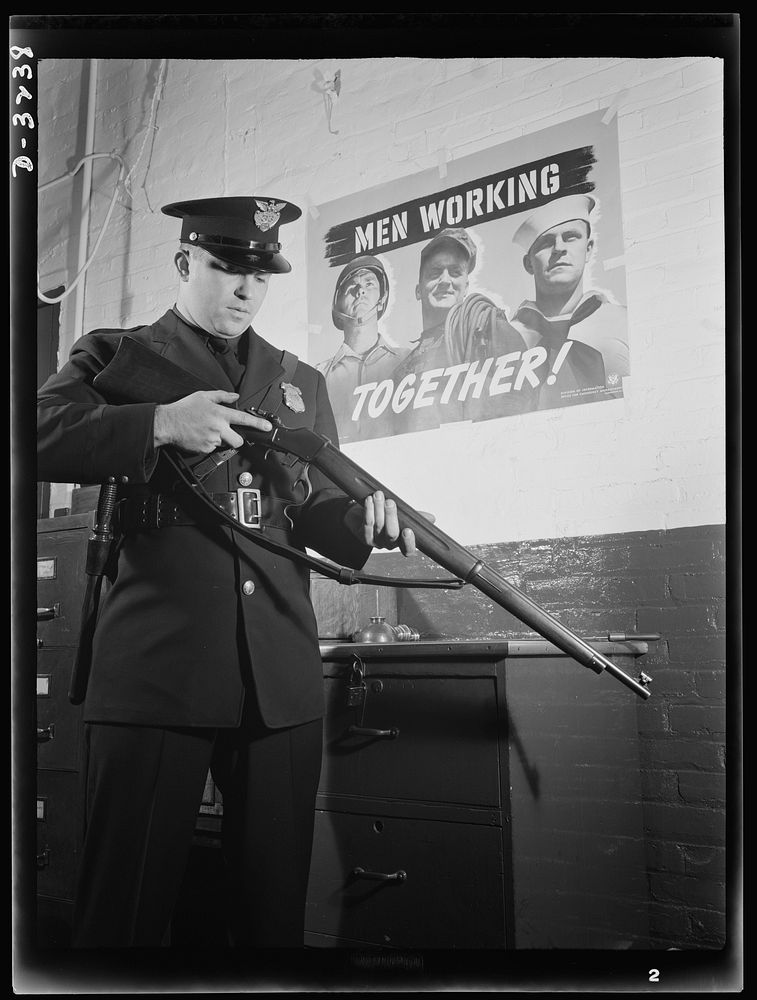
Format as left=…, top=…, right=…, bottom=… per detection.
left=307, top=109, right=629, bottom=444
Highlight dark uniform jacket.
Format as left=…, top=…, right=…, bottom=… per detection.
left=37, top=308, right=371, bottom=730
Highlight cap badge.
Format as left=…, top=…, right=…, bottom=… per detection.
left=281, top=382, right=305, bottom=413
left=254, top=200, right=287, bottom=232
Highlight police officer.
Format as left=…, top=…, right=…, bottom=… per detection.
left=37, top=196, right=419, bottom=948
left=316, top=254, right=407, bottom=443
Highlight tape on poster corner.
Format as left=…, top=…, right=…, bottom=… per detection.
left=308, top=203, right=321, bottom=220
left=437, top=147, right=449, bottom=179
left=601, top=89, right=629, bottom=125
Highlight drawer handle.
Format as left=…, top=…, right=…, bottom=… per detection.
left=351, top=866, right=407, bottom=883
left=347, top=725, right=399, bottom=740
left=36, top=725, right=55, bottom=743
left=36, top=849, right=50, bottom=869
left=36, top=606, right=59, bottom=621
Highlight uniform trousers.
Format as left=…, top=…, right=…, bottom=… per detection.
left=72, top=713, right=324, bottom=948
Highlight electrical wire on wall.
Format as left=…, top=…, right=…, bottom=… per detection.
left=121, top=58, right=168, bottom=204
left=37, top=58, right=168, bottom=306
left=37, top=151, right=125, bottom=305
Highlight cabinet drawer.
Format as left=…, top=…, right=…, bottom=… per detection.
left=36, top=647, right=83, bottom=771
left=36, top=769, right=84, bottom=902
left=36, top=525, right=91, bottom=647
left=321, top=674, right=501, bottom=807
left=306, top=809, right=508, bottom=949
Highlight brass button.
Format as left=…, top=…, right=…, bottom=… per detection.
left=242, top=580, right=255, bottom=596
left=238, top=472, right=253, bottom=487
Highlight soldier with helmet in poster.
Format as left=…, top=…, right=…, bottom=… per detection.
left=317, top=254, right=407, bottom=442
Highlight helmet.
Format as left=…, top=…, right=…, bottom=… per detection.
left=331, top=255, right=389, bottom=330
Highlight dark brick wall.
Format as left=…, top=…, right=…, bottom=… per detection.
left=314, top=522, right=728, bottom=950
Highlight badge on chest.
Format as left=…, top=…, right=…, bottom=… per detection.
left=281, top=382, right=305, bottom=413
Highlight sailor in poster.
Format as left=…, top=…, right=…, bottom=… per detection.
left=509, top=194, right=629, bottom=400
left=446, top=196, right=618, bottom=414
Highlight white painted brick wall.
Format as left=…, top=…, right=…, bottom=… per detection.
left=36, top=56, right=726, bottom=544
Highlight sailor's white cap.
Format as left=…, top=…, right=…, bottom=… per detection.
left=513, top=194, right=596, bottom=252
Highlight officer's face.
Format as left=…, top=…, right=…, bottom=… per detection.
left=336, top=268, right=382, bottom=325
left=416, top=247, right=469, bottom=319
left=178, top=249, right=271, bottom=338
left=524, top=220, right=593, bottom=296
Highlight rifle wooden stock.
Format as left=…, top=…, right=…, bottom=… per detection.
left=91, top=336, right=652, bottom=700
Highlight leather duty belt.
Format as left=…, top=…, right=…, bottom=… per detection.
left=123, top=489, right=291, bottom=531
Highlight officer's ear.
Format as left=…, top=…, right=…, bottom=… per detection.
left=522, top=253, right=534, bottom=276
left=175, top=249, right=191, bottom=281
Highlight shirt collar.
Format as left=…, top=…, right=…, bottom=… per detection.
left=330, top=333, right=398, bottom=365
left=171, top=305, right=247, bottom=356
left=513, top=290, right=606, bottom=324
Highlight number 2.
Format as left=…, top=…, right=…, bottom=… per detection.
left=649, top=969, right=660, bottom=982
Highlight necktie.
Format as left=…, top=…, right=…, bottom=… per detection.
left=209, top=336, right=245, bottom=389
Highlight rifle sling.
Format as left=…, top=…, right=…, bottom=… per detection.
left=165, top=449, right=465, bottom=591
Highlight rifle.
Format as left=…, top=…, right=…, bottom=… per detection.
left=92, top=336, right=653, bottom=701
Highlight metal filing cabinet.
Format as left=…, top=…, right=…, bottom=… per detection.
left=35, top=512, right=94, bottom=946
left=306, top=639, right=651, bottom=950
left=307, top=642, right=513, bottom=950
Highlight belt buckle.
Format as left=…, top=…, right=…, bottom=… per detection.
left=236, top=488, right=262, bottom=529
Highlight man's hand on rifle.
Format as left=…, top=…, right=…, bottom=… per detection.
left=154, top=391, right=272, bottom=454
left=348, top=491, right=435, bottom=557
left=154, top=395, right=434, bottom=560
